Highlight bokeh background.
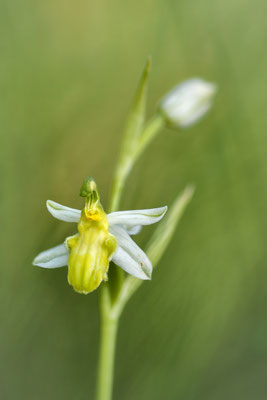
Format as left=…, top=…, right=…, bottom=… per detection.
left=1, top=0, right=267, bottom=399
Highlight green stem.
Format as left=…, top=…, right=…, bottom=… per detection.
left=108, top=171, right=128, bottom=213
left=96, top=289, right=119, bottom=400
left=108, top=113, right=165, bottom=213
left=134, top=112, right=165, bottom=161
left=96, top=112, right=165, bottom=400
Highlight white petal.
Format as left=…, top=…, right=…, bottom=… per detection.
left=107, top=207, right=167, bottom=233
left=47, top=200, right=81, bottom=223
left=126, top=225, right=142, bottom=235
left=33, top=243, right=69, bottom=269
left=109, top=225, right=152, bottom=280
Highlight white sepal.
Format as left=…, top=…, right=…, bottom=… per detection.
left=33, top=243, right=69, bottom=268
left=126, top=225, right=142, bottom=235
left=47, top=200, right=81, bottom=223
left=109, top=225, right=152, bottom=280
left=108, top=206, right=167, bottom=231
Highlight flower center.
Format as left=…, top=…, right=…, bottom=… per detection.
left=85, top=208, right=102, bottom=221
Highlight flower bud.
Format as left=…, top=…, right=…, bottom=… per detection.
left=159, top=78, right=217, bottom=128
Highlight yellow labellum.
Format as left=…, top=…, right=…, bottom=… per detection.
left=66, top=179, right=117, bottom=294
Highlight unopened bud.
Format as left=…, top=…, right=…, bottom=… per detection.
left=159, top=78, right=217, bottom=128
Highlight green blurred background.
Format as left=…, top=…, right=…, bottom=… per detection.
left=1, top=0, right=267, bottom=398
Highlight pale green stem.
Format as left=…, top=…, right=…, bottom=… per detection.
left=96, top=111, right=165, bottom=400
left=134, top=112, right=165, bottom=161
left=96, top=286, right=119, bottom=400
left=108, top=112, right=165, bottom=213
left=96, top=315, right=118, bottom=400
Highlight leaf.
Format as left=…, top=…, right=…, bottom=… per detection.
left=113, top=185, right=195, bottom=316
left=146, top=185, right=195, bottom=266
left=122, top=56, right=151, bottom=151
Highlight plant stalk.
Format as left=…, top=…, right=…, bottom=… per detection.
left=96, top=110, right=165, bottom=400
left=108, top=113, right=164, bottom=213
left=96, top=287, right=119, bottom=400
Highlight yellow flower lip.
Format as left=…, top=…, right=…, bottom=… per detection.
left=67, top=183, right=117, bottom=294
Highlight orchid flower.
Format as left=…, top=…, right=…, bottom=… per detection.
left=33, top=177, right=167, bottom=294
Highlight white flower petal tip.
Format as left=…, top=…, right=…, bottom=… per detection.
left=46, top=200, right=81, bottom=223
left=109, top=225, right=152, bottom=280
left=108, top=206, right=168, bottom=230
left=33, top=243, right=69, bottom=269
left=159, top=78, right=217, bottom=128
